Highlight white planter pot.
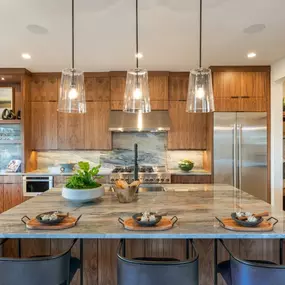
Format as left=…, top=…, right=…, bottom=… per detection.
left=62, top=185, right=105, bottom=202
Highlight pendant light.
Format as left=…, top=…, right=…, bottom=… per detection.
left=58, top=0, right=86, bottom=114
left=123, top=0, right=151, bottom=114
left=186, top=0, right=215, bottom=113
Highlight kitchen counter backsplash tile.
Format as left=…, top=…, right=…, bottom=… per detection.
left=37, top=133, right=203, bottom=170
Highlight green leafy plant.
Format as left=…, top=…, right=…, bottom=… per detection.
left=65, top=161, right=102, bottom=189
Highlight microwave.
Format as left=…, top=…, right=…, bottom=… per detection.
left=23, top=176, right=53, bottom=196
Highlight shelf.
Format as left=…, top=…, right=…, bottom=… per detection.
left=0, top=120, right=21, bottom=124
left=0, top=140, right=22, bottom=144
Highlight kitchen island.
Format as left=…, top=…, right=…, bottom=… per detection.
left=0, top=184, right=284, bottom=285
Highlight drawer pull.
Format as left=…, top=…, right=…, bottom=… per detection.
left=241, top=96, right=250, bottom=99
left=231, top=96, right=239, bottom=99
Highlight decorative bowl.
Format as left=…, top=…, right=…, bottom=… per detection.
left=132, top=212, right=162, bottom=227
left=231, top=212, right=263, bottom=227
left=36, top=211, right=66, bottom=225
left=62, top=186, right=104, bottom=202
left=178, top=159, right=194, bottom=172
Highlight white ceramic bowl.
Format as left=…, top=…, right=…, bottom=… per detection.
left=62, top=186, right=104, bottom=202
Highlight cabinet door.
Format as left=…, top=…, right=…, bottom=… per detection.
left=85, top=102, right=112, bottom=149
left=57, top=113, right=85, bottom=149
left=169, top=73, right=189, bottom=101
left=0, top=184, right=3, bottom=213
left=30, top=76, right=59, bottom=102
left=3, top=184, right=23, bottom=212
left=214, top=97, right=240, bottom=112
left=31, top=102, right=58, bottom=149
left=171, top=175, right=212, bottom=184
left=239, top=98, right=267, bottom=112
left=149, top=75, right=168, bottom=101
left=168, top=101, right=207, bottom=149
left=85, top=76, right=110, bottom=101
left=241, top=72, right=268, bottom=98
left=213, top=72, right=241, bottom=98
left=111, top=75, right=126, bottom=110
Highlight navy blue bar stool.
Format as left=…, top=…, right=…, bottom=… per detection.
left=0, top=238, right=80, bottom=285
left=218, top=239, right=285, bottom=285
left=117, top=239, right=199, bottom=285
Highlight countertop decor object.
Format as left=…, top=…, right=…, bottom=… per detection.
left=118, top=216, right=178, bottom=231
left=113, top=180, right=140, bottom=203
left=35, top=211, right=68, bottom=225
left=58, top=0, right=86, bottom=114
left=21, top=214, right=82, bottom=230
left=178, top=159, right=194, bottom=172
left=132, top=212, right=162, bottom=227
left=231, top=212, right=263, bottom=227
left=216, top=217, right=278, bottom=232
left=62, top=161, right=104, bottom=202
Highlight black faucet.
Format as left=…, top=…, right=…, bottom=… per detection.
left=134, top=143, right=139, bottom=181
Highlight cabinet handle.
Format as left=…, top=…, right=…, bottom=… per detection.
left=241, top=96, right=250, bottom=99
left=231, top=96, right=239, bottom=99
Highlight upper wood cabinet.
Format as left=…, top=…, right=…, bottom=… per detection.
left=30, top=75, right=59, bottom=102
left=31, top=102, right=58, bottom=149
left=213, top=72, right=241, bottom=98
left=168, top=101, right=207, bottom=150
left=241, top=72, right=268, bottom=98
left=85, top=102, right=112, bottom=150
left=149, top=73, right=168, bottom=101
left=169, top=72, right=189, bottom=101
left=85, top=75, right=110, bottom=101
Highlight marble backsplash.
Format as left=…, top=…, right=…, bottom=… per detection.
left=37, top=133, right=204, bottom=170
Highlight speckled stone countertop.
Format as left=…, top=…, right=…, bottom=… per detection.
left=0, top=184, right=284, bottom=239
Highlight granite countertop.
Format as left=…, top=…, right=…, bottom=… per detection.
left=169, top=169, right=211, bottom=175
left=0, top=184, right=284, bottom=239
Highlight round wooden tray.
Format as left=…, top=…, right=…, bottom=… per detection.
left=216, top=217, right=278, bottom=232
left=118, top=216, right=178, bottom=231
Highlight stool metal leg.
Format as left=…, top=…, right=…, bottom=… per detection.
left=280, top=239, right=283, bottom=265
left=214, top=239, right=218, bottom=285
left=17, top=239, right=21, bottom=258
left=80, top=239, right=84, bottom=285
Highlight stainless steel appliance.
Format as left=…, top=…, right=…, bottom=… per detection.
left=23, top=176, right=53, bottom=196
left=214, top=112, right=267, bottom=201
left=109, top=166, right=171, bottom=184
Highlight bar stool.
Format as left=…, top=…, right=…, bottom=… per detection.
left=217, top=239, right=285, bottom=285
left=117, top=239, right=199, bottom=285
left=0, top=238, right=80, bottom=285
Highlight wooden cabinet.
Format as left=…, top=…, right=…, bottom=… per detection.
left=30, top=75, right=59, bottom=102
left=0, top=184, right=3, bottom=213
left=85, top=75, right=110, bottom=101
left=171, top=175, right=212, bottom=184
left=31, top=102, right=58, bottom=149
left=168, top=101, right=207, bottom=150
left=169, top=72, right=189, bottom=101
left=57, top=113, right=85, bottom=149
left=212, top=69, right=269, bottom=112
left=85, top=102, right=112, bottom=149
left=111, top=73, right=126, bottom=110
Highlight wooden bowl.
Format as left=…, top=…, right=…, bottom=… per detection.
left=36, top=211, right=66, bottom=225
left=132, top=212, right=162, bottom=227
left=231, top=212, right=263, bottom=227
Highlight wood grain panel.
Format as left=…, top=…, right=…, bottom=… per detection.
left=57, top=113, right=85, bottom=149
left=214, top=97, right=240, bottom=112
left=30, top=75, right=59, bottom=102
left=239, top=97, right=267, bottom=112
left=98, top=239, right=120, bottom=285
left=169, top=73, right=189, bottom=101
left=151, top=100, right=168, bottom=110
left=168, top=101, right=207, bottom=150
left=3, top=176, right=22, bottom=184
left=0, top=184, right=3, bottom=213
left=21, top=239, right=51, bottom=258
left=111, top=76, right=126, bottom=102
left=149, top=75, right=168, bottom=101
left=85, top=76, right=110, bottom=101
left=110, top=100, right=123, bottom=110
left=85, top=102, right=112, bottom=150
left=241, top=72, right=268, bottom=98
left=3, top=183, right=23, bottom=211
left=83, top=239, right=98, bottom=285
left=171, top=175, right=212, bottom=184
left=31, top=102, right=58, bottom=149
left=203, top=113, right=213, bottom=178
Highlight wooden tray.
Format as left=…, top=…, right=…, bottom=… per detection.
left=21, top=215, right=82, bottom=230
left=118, top=216, right=178, bottom=231
left=216, top=217, right=278, bottom=232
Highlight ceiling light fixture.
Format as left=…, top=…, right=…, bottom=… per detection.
left=247, top=52, right=257, bottom=58
left=22, top=53, right=31, bottom=59
left=58, top=0, right=86, bottom=114
left=186, top=0, right=214, bottom=113
left=123, top=0, right=151, bottom=114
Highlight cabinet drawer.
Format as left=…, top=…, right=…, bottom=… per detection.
left=171, top=175, right=212, bottom=184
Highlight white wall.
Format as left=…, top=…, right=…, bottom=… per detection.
left=271, top=58, right=285, bottom=210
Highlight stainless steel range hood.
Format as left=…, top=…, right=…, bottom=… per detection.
left=108, top=111, right=170, bottom=132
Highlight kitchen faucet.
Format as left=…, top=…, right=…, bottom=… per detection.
left=134, top=143, right=138, bottom=181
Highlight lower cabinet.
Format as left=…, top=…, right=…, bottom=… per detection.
left=171, top=175, right=212, bottom=184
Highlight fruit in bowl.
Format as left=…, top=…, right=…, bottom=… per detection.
left=178, top=159, right=194, bottom=172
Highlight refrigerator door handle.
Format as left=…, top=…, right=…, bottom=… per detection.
left=238, top=124, right=242, bottom=189
left=233, top=124, right=237, bottom=188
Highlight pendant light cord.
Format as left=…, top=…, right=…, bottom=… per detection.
left=136, top=0, right=139, bottom=69
left=72, top=0, right=75, bottom=70
left=199, top=0, right=202, bottom=68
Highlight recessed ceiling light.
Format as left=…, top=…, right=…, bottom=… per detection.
left=243, top=24, right=266, bottom=34
left=135, top=52, right=143, bottom=59
left=247, top=52, right=257, bottom=58
left=26, top=24, right=48, bottom=35
left=1, top=77, right=5, bottom=81
left=22, top=53, right=31, bottom=59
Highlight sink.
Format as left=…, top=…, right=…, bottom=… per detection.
left=137, top=184, right=166, bottom=192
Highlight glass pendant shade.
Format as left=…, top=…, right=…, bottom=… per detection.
left=123, top=68, right=151, bottom=113
left=186, top=68, right=215, bottom=113
left=58, top=68, right=86, bottom=114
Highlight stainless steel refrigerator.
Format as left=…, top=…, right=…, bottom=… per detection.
left=214, top=112, right=267, bottom=201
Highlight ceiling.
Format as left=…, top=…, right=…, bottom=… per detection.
left=0, top=0, right=285, bottom=72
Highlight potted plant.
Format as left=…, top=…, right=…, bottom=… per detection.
left=178, top=159, right=194, bottom=172
left=62, top=161, right=105, bottom=202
